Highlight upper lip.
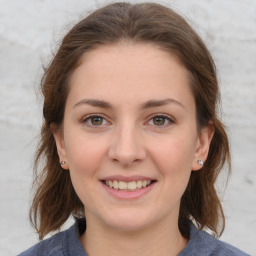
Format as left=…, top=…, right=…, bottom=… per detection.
left=101, top=175, right=156, bottom=182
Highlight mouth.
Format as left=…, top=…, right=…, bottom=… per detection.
left=101, top=179, right=156, bottom=191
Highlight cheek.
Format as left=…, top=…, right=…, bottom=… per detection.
left=149, top=136, right=196, bottom=174
left=151, top=138, right=195, bottom=202
left=65, top=135, right=107, bottom=177
left=65, top=138, right=107, bottom=206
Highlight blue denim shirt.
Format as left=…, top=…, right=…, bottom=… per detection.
left=18, top=220, right=250, bottom=256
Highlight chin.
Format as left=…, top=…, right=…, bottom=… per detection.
left=101, top=209, right=155, bottom=232
left=107, top=220, right=150, bottom=233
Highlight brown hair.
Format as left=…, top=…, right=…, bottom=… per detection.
left=31, top=2, right=231, bottom=239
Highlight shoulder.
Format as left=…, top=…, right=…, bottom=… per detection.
left=18, top=230, right=66, bottom=256
left=18, top=219, right=87, bottom=256
left=179, top=224, right=251, bottom=256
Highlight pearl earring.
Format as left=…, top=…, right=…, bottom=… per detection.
left=60, top=161, right=65, bottom=165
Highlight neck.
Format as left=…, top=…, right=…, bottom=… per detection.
left=80, top=215, right=187, bottom=256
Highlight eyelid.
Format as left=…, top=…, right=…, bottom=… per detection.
left=80, top=113, right=175, bottom=129
left=145, top=113, right=175, bottom=127
left=81, top=114, right=111, bottom=128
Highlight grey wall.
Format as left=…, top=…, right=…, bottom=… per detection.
left=0, top=0, right=255, bottom=255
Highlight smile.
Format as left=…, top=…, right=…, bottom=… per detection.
left=104, top=180, right=153, bottom=191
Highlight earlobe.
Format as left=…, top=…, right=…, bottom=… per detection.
left=192, top=123, right=214, bottom=171
left=50, top=123, right=69, bottom=169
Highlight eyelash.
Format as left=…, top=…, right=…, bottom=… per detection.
left=81, top=114, right=174, bottom=128
left=146, top=114, right=174, bottom=128
left=81, top=114, right=110, bottom=128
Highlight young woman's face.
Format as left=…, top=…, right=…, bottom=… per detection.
left=54, top=43, right=212, bottom=232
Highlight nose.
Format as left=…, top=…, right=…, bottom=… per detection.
left=107, top=124, right=146, bottom=167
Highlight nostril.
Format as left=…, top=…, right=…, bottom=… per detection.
left=107, top=134, right=146, bottom=165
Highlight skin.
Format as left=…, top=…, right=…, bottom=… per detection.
left=53, top=43, right=214, bottom=256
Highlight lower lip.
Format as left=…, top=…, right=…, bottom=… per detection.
left=102, top=182, right=156, bottom=200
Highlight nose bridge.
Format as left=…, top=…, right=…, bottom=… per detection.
left=108, top=120, right=146, bottom=166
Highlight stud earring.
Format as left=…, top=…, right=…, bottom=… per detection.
left=60, top=161, right=65, bottom=165
left=197, top=160, right=204, bottom=165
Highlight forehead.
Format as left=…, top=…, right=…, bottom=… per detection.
left=67, top=42, right=194, bottom=108
left=74, top=42, right=187, bottom=80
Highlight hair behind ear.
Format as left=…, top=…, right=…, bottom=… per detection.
left=179, top=117, right=230, bottom=238
left=30, top=123, right=84, bottom=239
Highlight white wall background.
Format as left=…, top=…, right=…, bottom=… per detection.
left=0, top=0, right=255, bottom=255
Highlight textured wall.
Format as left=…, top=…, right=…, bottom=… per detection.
left=0, top=0, right=255, bottom=255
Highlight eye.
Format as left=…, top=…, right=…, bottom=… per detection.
left=90, top=116, right=104, bottom=125
left=82, top=115, right=109, bottom=127
left=147, top=115, right=174, bottom=127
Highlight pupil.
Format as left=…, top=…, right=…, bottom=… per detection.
left=153, top=117, right=165, bottom=125
left=92, top=117, right=103, bottom=125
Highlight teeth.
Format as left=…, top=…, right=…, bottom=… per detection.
left=105, top=180, right=152, bottom=190
left=119, top=181, right=128, bottom=189
left=113, top=180, right=118, bottom=189
left=137, top=180, right=142, bottom=188
left=127, top=181, right=136, bottom=190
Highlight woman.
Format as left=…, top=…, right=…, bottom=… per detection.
left=19, top=2, right=249, bottom=256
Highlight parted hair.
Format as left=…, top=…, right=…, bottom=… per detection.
left=31, top=2, right=231, bottom=239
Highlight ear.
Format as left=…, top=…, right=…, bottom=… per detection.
left=50, top=123, right=69, bottom=170
left=192, top=122, right=214, bottom=171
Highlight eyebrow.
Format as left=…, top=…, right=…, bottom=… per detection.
left=73, top=98, right=185, bottom=109
left=73, top=99, right=112, bottom=109
left=140, top=98, right=185, bottom=110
